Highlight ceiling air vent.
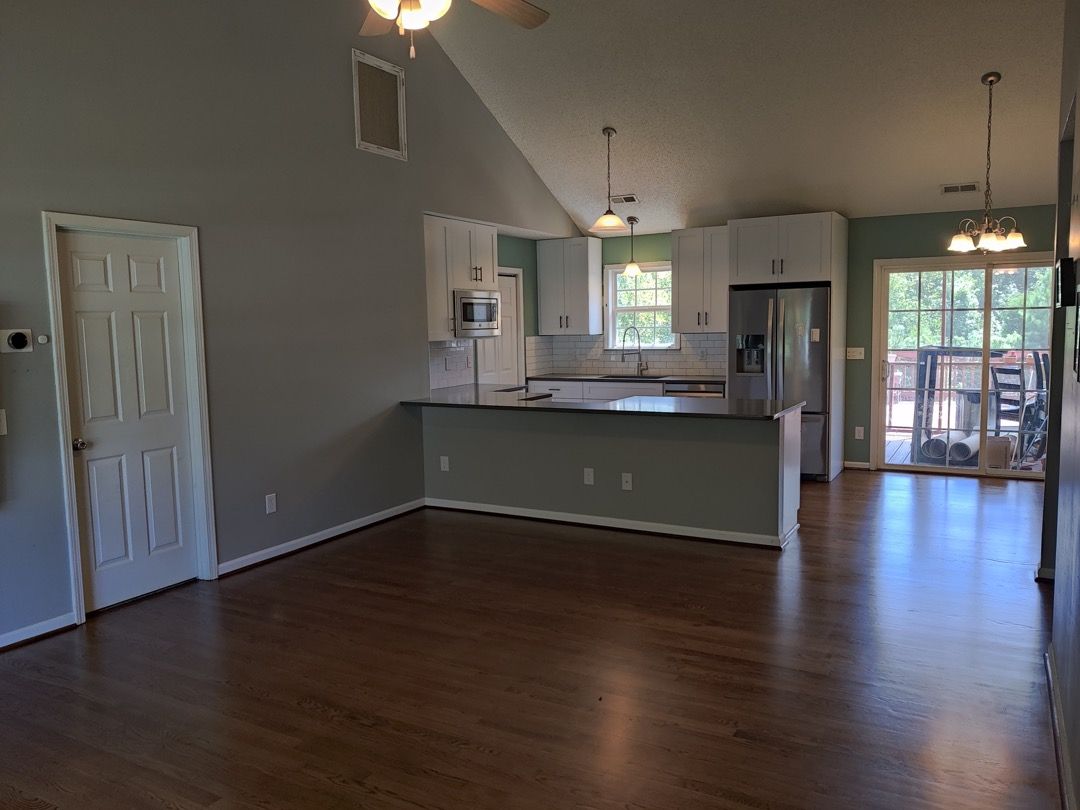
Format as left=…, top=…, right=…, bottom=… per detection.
left=941, top=182, right=980, bottom=195
left=610, top=193, right=640, bottom=205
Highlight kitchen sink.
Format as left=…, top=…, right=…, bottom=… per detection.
left=599, top=374, right=669, bottom=380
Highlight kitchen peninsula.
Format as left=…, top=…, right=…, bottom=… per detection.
left=405, top=385, right=804, bottom=548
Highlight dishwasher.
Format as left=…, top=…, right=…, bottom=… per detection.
left=662, top=382, right=725, bottom=398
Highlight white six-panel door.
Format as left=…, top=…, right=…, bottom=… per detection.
left=57, top=230, right=197, bottom=610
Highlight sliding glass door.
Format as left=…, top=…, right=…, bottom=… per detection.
left=876, top=257, right=1053, bottom=478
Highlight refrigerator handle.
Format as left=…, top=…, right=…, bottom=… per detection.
left=766, top=296, right=775, bottom=400
left=777, top=296, right=786, bottom=402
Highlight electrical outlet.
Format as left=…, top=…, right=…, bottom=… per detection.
left=854, top=426, right=865, bottom=440
left=265, top=493, right=277, bottom=514
left=621, top=472, right=633, bottom=491
left=583, top=467, right=594, bottom=485
left=440, top=455, right=450, bottom=472
left=0, top=409, right=7, bottom=436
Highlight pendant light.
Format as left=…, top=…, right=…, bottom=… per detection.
left=590, top=127, right=629, bottom=234
left=948, top=72, right=1026, bottom=253
left=624, top=216, right=641, bottom=278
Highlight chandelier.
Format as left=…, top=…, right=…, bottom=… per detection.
left=947, top=72, right=1026, bottom=253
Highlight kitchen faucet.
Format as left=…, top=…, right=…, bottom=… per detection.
left=620, top=326, right=649, bottom=376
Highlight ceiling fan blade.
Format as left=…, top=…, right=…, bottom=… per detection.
left=469, top=0, right=549, bottom=29
left=359, top=8, right=396, bottom=36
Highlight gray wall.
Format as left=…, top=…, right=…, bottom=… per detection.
left=1054, top=0, right=1080, bottom=800
left=0, top=0, right=576, bottom=635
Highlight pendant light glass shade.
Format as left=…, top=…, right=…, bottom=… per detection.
left=1004, top=228, right=1027, bottom=249
left=948, top=231, right=977, bottom=252
left=369, top=0, right=401, bottom=19
left=398, top=0, right=429, bottom=29
left=977, top=229, right=1005, bottom=252
left=419, top=0, right=452, bottom=21
left=624, top=260, right=641, bottom=278
left=591, top=210, right=627, bottom=233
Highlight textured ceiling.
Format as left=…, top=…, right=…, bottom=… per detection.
left=427, top=0, right=1064, bottom=234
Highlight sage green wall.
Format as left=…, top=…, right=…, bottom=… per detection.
left=844, top=204, right=1056, bottom=463
left=602, top=233, right=672, bottom=265
left=497, top=235, right=538, bottom=336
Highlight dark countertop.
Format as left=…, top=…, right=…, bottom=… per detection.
left=403, top=385, right=803, bottom=421
left=528, top=373, right=726, bottom=384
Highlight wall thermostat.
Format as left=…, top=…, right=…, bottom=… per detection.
left=0, top=329, right=33, bottom=353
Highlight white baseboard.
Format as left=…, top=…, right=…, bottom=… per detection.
left=0, top=611, right=77, bottom=651
left=844, top=461, right=871, bottom=469
left=425, top=498, right=790, bottom=548
left=1037, top=566, right=1056, bottom=582
left=1048, top=646, right=1078, bottom=810
left=216, top=498, right=426, bottom=575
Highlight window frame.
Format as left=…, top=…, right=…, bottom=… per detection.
left=603, top=261, right=681, bottom=350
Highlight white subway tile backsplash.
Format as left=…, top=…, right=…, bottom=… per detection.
left=524, top=332, right=727, bottom=378
left=429, top=340, right=476, bottom=389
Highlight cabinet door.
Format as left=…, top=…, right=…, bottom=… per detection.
left=672, top=228, right=705, bottom=334
left=729, top=217, right=779, bottom=283
left=703, top=226, right=730, bottom=333
left=778, top=213, right=830, bottom=282
left=424, top=216, right=455, bottom=340
left=472, top=223, right=498, bottom=290
left=446, top=218, right=476, bottom=292
left=537, top=240, right=565, bottom=335
left=563, top=238, right=592, bottom=335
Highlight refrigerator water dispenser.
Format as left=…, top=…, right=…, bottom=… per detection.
left=735, top=334, right=766, bottom=374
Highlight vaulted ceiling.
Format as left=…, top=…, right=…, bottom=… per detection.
left=427, top=0, right=1064, bottom=234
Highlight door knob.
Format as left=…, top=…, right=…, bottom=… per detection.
left=72, top=438, right=88, bottom=452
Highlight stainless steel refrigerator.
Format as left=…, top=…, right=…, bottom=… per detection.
left=728, top=284, right=831, bottom=478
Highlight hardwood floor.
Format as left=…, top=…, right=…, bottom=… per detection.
left=0, top=472, right=1060, bottom=809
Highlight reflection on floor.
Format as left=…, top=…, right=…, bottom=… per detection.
left=0, top=472, right=1058, bottom=809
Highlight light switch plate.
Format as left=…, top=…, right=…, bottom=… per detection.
left=846, top=347, right=865, bottom=360
left=265, top=493, right=277, bottom=514
left=583, top=467, right=594, bottom=485
left=0, top=409, right=7, bottom=436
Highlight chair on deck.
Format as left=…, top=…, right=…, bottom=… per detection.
left=990, top=365, right=1024, bottom=434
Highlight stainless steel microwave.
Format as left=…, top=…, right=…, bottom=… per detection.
left=453, top=290, right=501, bottom=337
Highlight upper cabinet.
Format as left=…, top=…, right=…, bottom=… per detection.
left=425, top=214, right=498, bottom=340
left=537, top=237, right=602, bottom=335
left=729, top=212, right=847, bottom=285
left=672, top=226, right=729, bottom=334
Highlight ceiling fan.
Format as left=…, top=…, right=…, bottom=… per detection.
left=360, top=0, right=549, bottom=59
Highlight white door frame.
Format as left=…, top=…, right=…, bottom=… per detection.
left=42, top=211, right=218, bottom=624
left=870, top=251, right=1054, bottom=472
left=498, top=266, right=526, bottom=385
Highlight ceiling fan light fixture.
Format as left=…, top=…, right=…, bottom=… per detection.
left=419, top=0, right=452, bottom=21
left=398, top=0, right=430, bottom=29
left=369, top=0, right=402, bottom=20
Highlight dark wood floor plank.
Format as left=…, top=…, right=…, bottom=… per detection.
left=0, top=471, right=1060, bottom=809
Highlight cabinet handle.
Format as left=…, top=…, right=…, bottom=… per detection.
left=771, top=259, right=776, bottom=275
left=559, top=315, right=564, bottom=328
left=705, top=311, right=709, bottom=326
left=477, top=266, right=483, bottom=282
left=697, top=312, right=701, bottom=326
left=566, top=315, right=570, bottom=328
left=780, top=259, right=784, bottom=275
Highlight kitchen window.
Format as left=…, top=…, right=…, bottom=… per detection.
left=606, top=263, right=678, bottom=349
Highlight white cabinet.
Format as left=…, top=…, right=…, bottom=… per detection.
left=528, top=380, right=584, bottom=401
left=582, top=381, right=663, bottom=400
left=672, top=225, right=729, bottom=334
left=537, top=237, right=602, bottom=335
left=729, top=212, right=842, bottom=285
left=425, top=214, right=498, bottom=340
